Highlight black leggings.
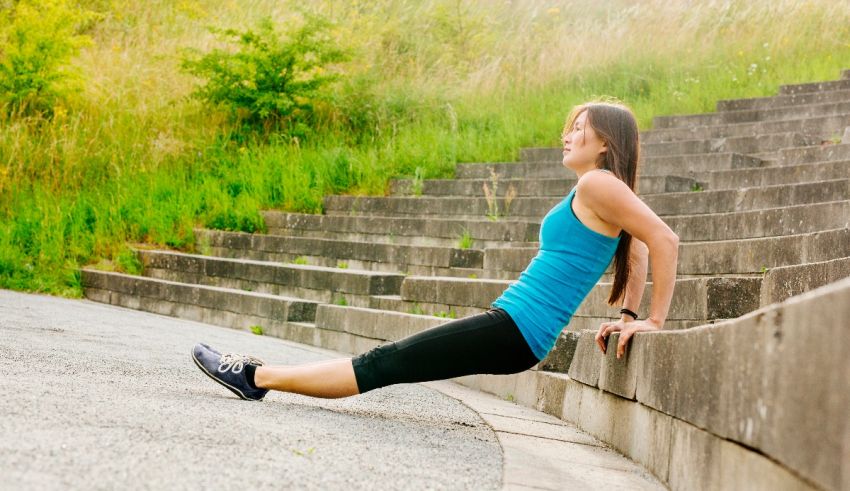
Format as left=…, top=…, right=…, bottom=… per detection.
left=351, top=307, right=540, bottom=394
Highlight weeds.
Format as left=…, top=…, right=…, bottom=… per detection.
left=411, top=166, right=425, bottom=196
left=409, top=303, right=426, bottom=315
left=482, top=168, right=517, bottom=221
left=457, top=227, right=473, bottom=249
left=250, top=325, right=264, bottom=335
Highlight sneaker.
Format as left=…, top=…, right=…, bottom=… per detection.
left=191, top=343, right=269, bottom=401
left=200, top=343, right=220, bottom=355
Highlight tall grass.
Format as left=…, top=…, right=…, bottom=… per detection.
left=2, top=0, right=849, bottom=295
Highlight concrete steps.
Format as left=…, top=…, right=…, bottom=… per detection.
left=780, top=76, right=850, bottom=95
left=487, top=227, right=850, bottom=277
left=389, top=174, right=696, bottom=197
left=689, top=158, right=850, bottom=189
left=650, top=102, right=850, bottom=133
left=262, top=211, right=540, bottom=248
left=521, top=131, right=823, bottom=165
left=136, top=250, right=404, bottom=308
left=81, top=269, right=320, bottom=324
left=644, top=110, right=850, bottom=143
left=460, top=152, right=765, bottom=179
left=195, top=229, right=493, bottom=280
left=639, top=131, right=820, bottom=158
left=665, top=199, right=849, bottom=241
left=393, top=274, right=761, bottom=322
left=778, top=142, right=850, bottom=164
left=717, top=89, right=850, bottom=112
left=322, top=179, right=849, bottom=219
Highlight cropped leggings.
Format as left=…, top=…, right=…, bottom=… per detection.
left=351, top=307, right=540, bottom=394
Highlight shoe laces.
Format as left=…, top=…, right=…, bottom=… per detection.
left=217, top=352, right=265, bottom=374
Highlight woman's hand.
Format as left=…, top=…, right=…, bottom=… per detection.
left=595, top=318, right=662, bottom=359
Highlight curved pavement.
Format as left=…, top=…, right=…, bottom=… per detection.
left=0, top=289, right=663, bottom=490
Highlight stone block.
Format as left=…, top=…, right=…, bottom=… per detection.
left=83, top=286, right=111, bottom=304
left=705, top=276, right=762, bottom=318
left=560, top=378, right=584, bottom=425
left=598, top=332, right=645, bottom=400
left=80, top=269, right=105, bottom=289
left=538, top=330, right=580, bottom=373
left=668, top=418, right=813, bottom=491
left=482, top=246, right=536, bottom=273
left=315, top=304, right=442, bottom=341
left=454, top=371, right=539, bottom=407
left=805, top=227, right=850, bottom=263
left=567, top=331, right=601, bottom=387
left=570, top=379, right=674, bottom=484
left=760, top=256, right=850, bottom=306
left=533, top=371, right=569, bottom=417
left=400, top=276, right=506, bottom=308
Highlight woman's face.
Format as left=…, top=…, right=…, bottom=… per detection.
left=561, top=110, right=607, bottom=171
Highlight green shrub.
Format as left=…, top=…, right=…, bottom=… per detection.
left=180, top=13, right=349, bottom=136
left=0, top=0, right=98, bottom=116
left=250, top=325, right=264, bottom=335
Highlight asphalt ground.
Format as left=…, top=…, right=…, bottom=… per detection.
left=0, top=289, right=502, bottom=490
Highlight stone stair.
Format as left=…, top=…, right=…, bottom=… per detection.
left=81, top=69, right=850, bottom=490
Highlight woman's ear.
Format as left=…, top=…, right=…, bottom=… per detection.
left=599, top=140, right=608, bottom=154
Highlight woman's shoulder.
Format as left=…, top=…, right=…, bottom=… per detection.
left=576, top=169, right=628, bottom=195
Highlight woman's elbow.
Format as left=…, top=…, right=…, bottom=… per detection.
left=647, top=230, right=678, bottom=253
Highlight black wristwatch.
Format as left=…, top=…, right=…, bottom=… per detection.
left=619, top=308, right=638, bottom=320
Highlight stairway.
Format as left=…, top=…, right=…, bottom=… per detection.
left=81, top=69, right=850, bottom=490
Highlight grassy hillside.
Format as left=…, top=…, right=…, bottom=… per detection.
left=1, top=0, right=849, bottom=295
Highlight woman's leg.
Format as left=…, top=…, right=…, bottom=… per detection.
left=254, top=358, right=359, bottom=399
left=252, top=308, right=538, bottom=399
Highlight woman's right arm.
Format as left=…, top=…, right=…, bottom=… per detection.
left=577, top=172, right=679, bottom=358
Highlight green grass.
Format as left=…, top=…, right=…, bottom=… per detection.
left=2, top=0, right=849, bottom=295
left=457, top=228, right=473, bottom=250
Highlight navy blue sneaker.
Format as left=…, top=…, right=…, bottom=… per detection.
left=191, top=343, right=269, bottom=401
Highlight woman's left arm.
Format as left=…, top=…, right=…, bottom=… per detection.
left=577, top=172, right=679, bottom=358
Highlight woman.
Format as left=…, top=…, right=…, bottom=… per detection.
left=191, top=101, right=679, bottom=401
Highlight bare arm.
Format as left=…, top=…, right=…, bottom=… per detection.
left=577, top=172, right=679, bottom=357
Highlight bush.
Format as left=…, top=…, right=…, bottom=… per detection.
left=181, top=13, right=349, bottom=137
left=0, top=0, right=97, bottom=116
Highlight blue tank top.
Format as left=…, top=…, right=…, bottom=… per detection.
left=491, top=178, right=621, bottom=360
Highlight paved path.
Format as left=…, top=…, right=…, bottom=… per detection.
left=0, top=289, right=663, bottom=490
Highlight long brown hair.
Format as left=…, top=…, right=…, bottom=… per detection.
left=563, top=100, right=640, bottom=305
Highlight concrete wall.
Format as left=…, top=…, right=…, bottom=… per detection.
left=466, top=276, right=850, bottom=490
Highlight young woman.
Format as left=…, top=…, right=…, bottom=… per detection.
left=191, top=101, right=679, bottom=401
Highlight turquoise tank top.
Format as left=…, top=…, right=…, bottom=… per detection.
left=491, top=178, right=621, bottom=360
